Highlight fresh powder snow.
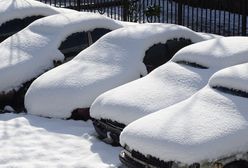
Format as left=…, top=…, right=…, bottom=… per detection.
left=0, top=12, right=125, bottom=93
left=120, top=62, right=248, bottom=165
left=25, top=23, right=212, bottom=119
left=0, top=113, right=122, bottom=168
left=90, top=37, right=248, bottom=126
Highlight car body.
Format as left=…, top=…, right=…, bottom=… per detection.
left=90, top=37, right=248, bottom=145
left=0, top=0, right=75, bottom=42
left=24, top=23, right=213, bottom=120
left=0, top=12, right=125, bottom=111
left=119, top=62, right=248, bottom=168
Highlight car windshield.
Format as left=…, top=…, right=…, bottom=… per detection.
left=58, top=31, right=89, bottom=59
left=175, top=60, right=208, bottom=69
left=0, top=15, right=44, bottom=42
left=144, top=38, right=192, bottom=73
left=212, top=86, right=248, bottom=98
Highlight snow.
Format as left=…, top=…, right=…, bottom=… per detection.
left=172, top=37, right=248, bottom=69
left=25, top=23, right=211, bottom=119
left=0, top=12, right=124, bottom=93
left=90, top=62, right=210, bottom=125
left=90, top=36, right=248, bottom=126
left=0, top=113, right=122, bottom=168
left=0, top=0, right=75, bottom=27
left=120, top=63, right=248, bottom=165
left=210, top=63, right=248, bottom=93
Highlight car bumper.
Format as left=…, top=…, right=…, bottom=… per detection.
left=92, top=118, right=125, bottom=146
left=119, top=148, right=248, bottom=168
left=119, top=149, right=176, bottom=168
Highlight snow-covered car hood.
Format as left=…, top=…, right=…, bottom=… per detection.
left=0, top=0, right=75, bottom=27
left=90, top=37, right=248, bottom=125
left=120, top=62, right=248, bottom=165
left=0, top=12, right=124, bottom=93
left=25, top=23, right=211, bottom=119
left=90, top=62, right=210, bottom=125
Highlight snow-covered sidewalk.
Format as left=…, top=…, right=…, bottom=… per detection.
left=0, top=113, right=121, bottom=168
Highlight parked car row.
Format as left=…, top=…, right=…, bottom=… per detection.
left=90, top=37, right=248, bottom=146
left=0, top=0, right=75, bottom=42
left=0, top=0, right=129, bottom=112
left=1, top=0, right=248, bottom=168
left=25, top=23, right=215, bottom=121
left=120, top=61, right=248, bottom=168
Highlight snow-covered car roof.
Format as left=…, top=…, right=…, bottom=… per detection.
left=0, top=12, right=124, bottom=94
left=90, top=37, right=248, bottom=125
left=24, top=23, right=213, bottom=119
left=120, top=62, right=248, bottom=166
left=0, top=0, right=74, bottom=26
left=0, top=0, right=76, bottom=42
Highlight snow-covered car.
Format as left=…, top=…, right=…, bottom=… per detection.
left=24, top=23, right=215, bottom=120
left=0, top=0, right=75, bottom=42
left=0, top=12, right=125, bottom=111
left=90, top=36, right=248, bottom=145
left=119, top=62, right=248, bottom=168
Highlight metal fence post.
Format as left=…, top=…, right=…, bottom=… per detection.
left=122, top=0, right=129, bottom=21
left=77, top=0, right=81, bottom=11
left=242, top=0, right=247, bottom=36
left=177, top=1, right=183, bottom=25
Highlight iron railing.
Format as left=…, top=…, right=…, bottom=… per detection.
left=37, top=0, right=248, bottom=36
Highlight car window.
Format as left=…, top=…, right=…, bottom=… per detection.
left=0, top=15, right=44, bottom=42
left=175, top=60, right=208, bottom=69
left=143, top=38, right=192, bottom=73
left=58, top=32, right=89, bottom=60
left=143, top=43, right=169, bottom=73
left=91, top=28, right=111, bottom=43
left=212, top=86, right=248, bottom=98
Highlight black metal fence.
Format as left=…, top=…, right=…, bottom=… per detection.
left=38, top=0, right=248, bottom=36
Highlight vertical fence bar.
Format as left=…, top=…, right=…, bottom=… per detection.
left=142, top=0, right=145, bottom=23
left=191, top=5, right=194, bottom=29
left=162, top=0, right=165, bottom=23
left=214, top=7, right=216, bottom=34
left=232, top=12, right=236, bottom=36
left=196, top=6, right=199, bottom=31
left=37, top=0, right=247, bottom=37
left=166, top=0, right=169, bottom=23
left=122, top=0, right=129, bottom=21
left=77, top=0, right=80, bottom=11
left=242, top=0, right=247, bottom=36
left=177, top=1, right=182, bottom=25
left=218, top=0, right=221, bottom=35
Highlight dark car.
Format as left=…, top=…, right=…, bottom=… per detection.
left=0, top=0, right=75, bottom=42
left=119, top=62, right=248, bottom=168
left=90, top=37, right=248, bottom=146
left=0, top=12, right=124, bottom=112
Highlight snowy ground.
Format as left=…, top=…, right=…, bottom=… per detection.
left=0, top=113, right=122, bottom=168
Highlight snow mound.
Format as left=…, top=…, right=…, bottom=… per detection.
left=210, top=63, right=248, bottom=93
left=0, top=113, right=122, bottom=167
left=0, top=12, right=124, bottom=93
left=120, top=63, right=248, bottom=165
left=0, top=0, right=74, bottom=27
left=90, top=37, right=248, bottom=126
left=25, top=23, right=210, bottom=119
left=90, top=62, right=209, bottom=125
left=172, top=37, right=248, bottom=69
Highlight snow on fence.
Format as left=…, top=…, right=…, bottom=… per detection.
left=37, top=0, right=248, bottom=36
